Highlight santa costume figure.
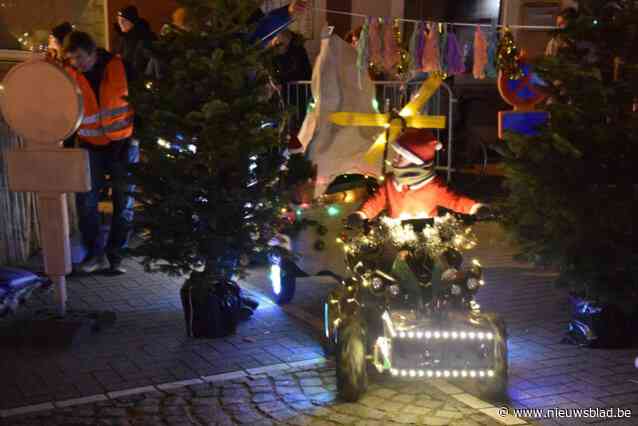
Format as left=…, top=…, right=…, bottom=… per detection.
left=348, top=128, right=487, bottom=225
left=346, top=128, right=490, bottom=299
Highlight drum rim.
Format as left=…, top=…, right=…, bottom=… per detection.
left=0, top=58, right=84, bottom=143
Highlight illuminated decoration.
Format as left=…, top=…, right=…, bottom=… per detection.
left=496, top=28, right=522, bottom=80
left=338, top=214, right=479, bottom=261
left=329, top=75, right=447, bottom=166
left=270, top=262, right=281, bottom=295
left=327, top=205, right=341, bottom=217
left=497, top=60, right=549, bottom=139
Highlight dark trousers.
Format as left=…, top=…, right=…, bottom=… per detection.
left=76, top=139, right=140, bottom=264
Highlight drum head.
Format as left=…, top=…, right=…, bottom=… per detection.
left=0, top=59, right=83, bottom=144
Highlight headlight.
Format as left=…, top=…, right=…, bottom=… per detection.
left=467, top=277, right=480, bottom=290
left=388, top=285, right=401, bottom=296
left=451, top=284, right=462, bottom=295
left=371, top=276, right=384, bottom=291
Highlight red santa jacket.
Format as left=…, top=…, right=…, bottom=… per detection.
left=358, top=175, right=481, bottom=220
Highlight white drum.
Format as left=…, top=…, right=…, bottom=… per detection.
left=0, top=59, right=83, bottom=145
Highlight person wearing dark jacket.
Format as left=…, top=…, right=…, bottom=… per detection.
left=114, top=6, right=157, bottom=81
left=270, top=29, right=311, bottom=133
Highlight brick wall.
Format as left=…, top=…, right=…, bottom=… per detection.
left=76, top=0, right=107, bottom=47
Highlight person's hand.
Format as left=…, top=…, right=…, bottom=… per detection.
left=288, top=0, right=307, bottom=16
left=345, top=213, right=366, bottom=230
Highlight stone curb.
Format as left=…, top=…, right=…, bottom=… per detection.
left=0, top=357, right=332, bottom=419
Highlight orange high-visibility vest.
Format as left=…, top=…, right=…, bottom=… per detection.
left=68, top=56, right=134, bottom=145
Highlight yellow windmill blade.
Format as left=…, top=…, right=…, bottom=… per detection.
left=329, top=112, right=389, bottom=127
left=405, top=115, right=447, bottom=129
left=363, top=124, right=403, bottom=165
left=399, top=75, right=443, bottom=118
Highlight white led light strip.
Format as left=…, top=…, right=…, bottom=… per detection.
left=394, top=330, right=493, bottom=340
left=390, top=368, right=494, bottom=378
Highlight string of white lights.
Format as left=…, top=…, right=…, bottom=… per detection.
left=390, top=368, right=495, bottom=378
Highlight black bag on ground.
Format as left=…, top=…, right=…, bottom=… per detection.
left=180, top=278, right=241, bottom=338
left=566, top=296, right=634, bottom=348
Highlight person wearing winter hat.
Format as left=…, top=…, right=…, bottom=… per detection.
left=48, top=22, right=73, bottom=62
left=114, top=5, right=157, bottom=81
left=347, top=128, right=488, bottom=227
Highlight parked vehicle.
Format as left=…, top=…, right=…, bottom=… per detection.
left=321, top=214, right=507, bottom=401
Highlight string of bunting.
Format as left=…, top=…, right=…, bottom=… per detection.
left=311, top=7, right=552, bottom=81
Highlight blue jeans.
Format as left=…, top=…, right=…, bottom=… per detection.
left=76, top=139, right=139, bottom=264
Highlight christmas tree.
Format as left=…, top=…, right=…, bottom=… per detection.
left=128, top=0, right=295, bottom=280
left=499, top=1, right=637, bottom=307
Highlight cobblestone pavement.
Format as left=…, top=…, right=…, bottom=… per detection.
left=0, top=362, right=511, bottom=426
left=1, top=222, right=637, bottom=425
left=242, top=222, right=638, bottom=426
left=0, top=261, right=324, bottom=410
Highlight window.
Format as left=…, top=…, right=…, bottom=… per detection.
left=0, top=0, right=106, bottom=52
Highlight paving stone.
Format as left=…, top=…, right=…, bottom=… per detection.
left=415, top=399, right=445, bottom=409
left=326, top=412, right=358, bottom=424
left=392, top=394, right=417, bottom=404
left=391, top=412, right=421, bottom=424
left=436, top=409, right=464, bottom=419
left=370, top=388, right=398, bottom=399
left=421, top=417, right=452, bottom=426
left=376, top=400, right=405, bottom=413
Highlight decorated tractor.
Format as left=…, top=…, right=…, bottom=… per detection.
left=323, top=214, right=507, bottom=402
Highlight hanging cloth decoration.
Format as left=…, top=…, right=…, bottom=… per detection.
left=439, top=24, right=448, bottom=76
left=369, top=18, right=384, bottom=68
left=356, top=19, right=370, bottom=89
left=485, top=23, right=498, bottom=78
left=473, top=25, right=488, bottom=79
left=496, top=27, right=523, bottom=79
left=383, top=18, right=401, bottom=75
left=445, top=31, right=465, bottom=75
left=409, top=21, right=423, bottom=73
left=422, top=22, right=441, bottom=73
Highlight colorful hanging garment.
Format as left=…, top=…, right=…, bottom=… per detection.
left=422, top=23, right=441, bottom=73
left=409, top=21, right=423, bottom=73
left=439, top=24, right=448, bottom=75
left=369, top=18, right=384, bottom=68
left=445, top=32, right=465, bottom=75
left=473, top=25, right=488, bottom=79
left=485, top=23, right=498, bottom=78
left=383, top=18, right=400, bottom=75
left=356, top=20, right=370, bottom=88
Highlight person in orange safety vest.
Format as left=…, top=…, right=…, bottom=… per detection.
left=64, top=31, right=139, bottom=275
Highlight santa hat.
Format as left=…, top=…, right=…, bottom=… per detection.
left=390, top=128, right=442, bottom=165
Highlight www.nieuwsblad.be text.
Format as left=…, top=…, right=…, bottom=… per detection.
left=499, top=407, right=633, bottom=419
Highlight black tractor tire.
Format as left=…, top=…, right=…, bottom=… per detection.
left=336, top=316, right=368, bottom=402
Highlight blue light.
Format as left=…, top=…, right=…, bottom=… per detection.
left=324, top=303, right=330, bottom=339
left=270, top=263, right=281, bottom=295
left=327, top=205, right=340, bottom=217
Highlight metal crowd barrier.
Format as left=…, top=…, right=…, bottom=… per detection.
left=286, top=80, right=456, bottom=182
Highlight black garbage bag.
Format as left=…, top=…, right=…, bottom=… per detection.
left=565, top=296, right=634, bottom=348
left=181, top=276, right=241, bottom=339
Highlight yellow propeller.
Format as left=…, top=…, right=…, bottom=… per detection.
left=329, top=75, right=447, bottom=166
